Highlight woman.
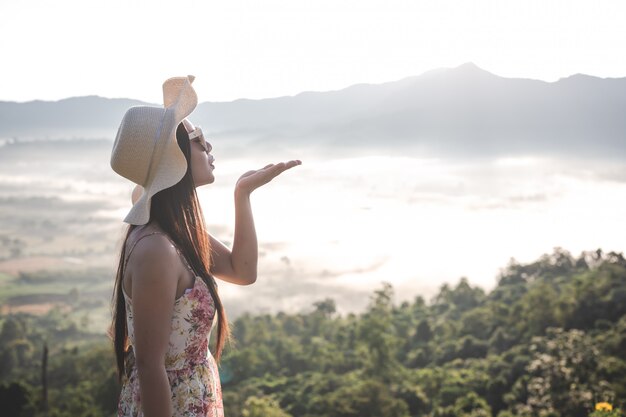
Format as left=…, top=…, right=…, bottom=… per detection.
left=109, top=75, right=301, bottom=416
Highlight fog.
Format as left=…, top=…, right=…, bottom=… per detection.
left=1, top=137, right=624, bottom=325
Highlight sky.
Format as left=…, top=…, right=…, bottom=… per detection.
left=1, top=0, right=625, bottom=103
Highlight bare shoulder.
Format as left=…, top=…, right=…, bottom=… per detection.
left=125, top=233, right=180, bottom=299
left=130, top=233, right=179, bottom=267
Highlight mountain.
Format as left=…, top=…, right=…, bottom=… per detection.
left=1, top=62, right=625, bottom=160
left=0, top=96, right=147, bottom=141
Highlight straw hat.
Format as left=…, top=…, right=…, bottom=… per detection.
left=110, top=75, right=198, bottom=225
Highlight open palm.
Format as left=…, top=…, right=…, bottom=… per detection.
left=236, top=160, right=302, bottom=194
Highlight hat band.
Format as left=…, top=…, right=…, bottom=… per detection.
left=143, top=109, right=168, bottom=185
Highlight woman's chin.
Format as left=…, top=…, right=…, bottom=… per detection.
left=193, top=175, right=215, bottom=188
left=204, top=174, right=216, bottom=185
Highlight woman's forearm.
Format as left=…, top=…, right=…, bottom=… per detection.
left=231, top=188, right=258, bottom=283
left=137, top=364, right=173, bottom=417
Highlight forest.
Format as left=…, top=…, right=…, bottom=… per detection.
left=1, top=247, right=625, bottom=417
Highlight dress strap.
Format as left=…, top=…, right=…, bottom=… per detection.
left=123, top=231, right=197, bottom=276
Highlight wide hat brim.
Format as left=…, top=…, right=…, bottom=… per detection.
left=110, top=75, right=198, bottom=225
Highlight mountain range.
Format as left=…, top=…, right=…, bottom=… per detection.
left=1, top=62, right=625, bottom=160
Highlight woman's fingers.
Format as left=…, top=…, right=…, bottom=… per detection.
left=268, top=161, right=299, bottom=178
left=275, top=160, right=300, bottom=170
left=279, top=160, right=301, bottom=173
left=260, top=160, right=301, bottom=177
left=236, top=160, right=302, bottom=193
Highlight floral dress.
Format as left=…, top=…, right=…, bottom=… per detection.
left=117, top=231, right=224, bottom=416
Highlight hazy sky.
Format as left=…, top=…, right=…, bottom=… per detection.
left=1, top=0, right=625, bottom=103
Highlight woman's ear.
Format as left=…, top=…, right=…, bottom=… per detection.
left=131, top=185, right=143, bottom=205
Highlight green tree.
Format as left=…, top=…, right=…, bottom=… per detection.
left=0, top=381, right=36, bottom=417
left=242, top=395, right=292, bottom=417
left=513, top=327, right=610, bottom=417
left=326, top=378, right=410, bottom=417
left=359, top=282, right=403, bottom=382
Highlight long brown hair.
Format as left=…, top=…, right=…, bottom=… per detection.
left=111, top=123, right=232, bottom=382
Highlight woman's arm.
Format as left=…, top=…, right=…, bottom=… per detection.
left=209, top=160, right=301, bottom=286
left=128, top=235, right=179, bottom=416
left=209, top=189, right=257, bottom=286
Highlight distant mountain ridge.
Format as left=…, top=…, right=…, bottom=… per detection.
left=1, top=62, right=625, bottom=159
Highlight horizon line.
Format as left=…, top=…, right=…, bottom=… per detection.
left=0, top=62, right=621, bottom=105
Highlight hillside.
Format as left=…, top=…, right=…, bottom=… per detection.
left=1, top=247, right=625, bottom=416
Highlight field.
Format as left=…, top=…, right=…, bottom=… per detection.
left=0, top=139, right=127, bottom=333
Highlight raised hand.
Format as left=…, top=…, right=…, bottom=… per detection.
left=235, top=160, right=302, bottom=195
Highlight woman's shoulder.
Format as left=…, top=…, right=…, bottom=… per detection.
left=123, top=230, right=182, bottom=298
left=125, top=226, right=180, bottom=270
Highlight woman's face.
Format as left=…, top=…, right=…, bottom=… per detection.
left=186, top=124, right=215, bottom=187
